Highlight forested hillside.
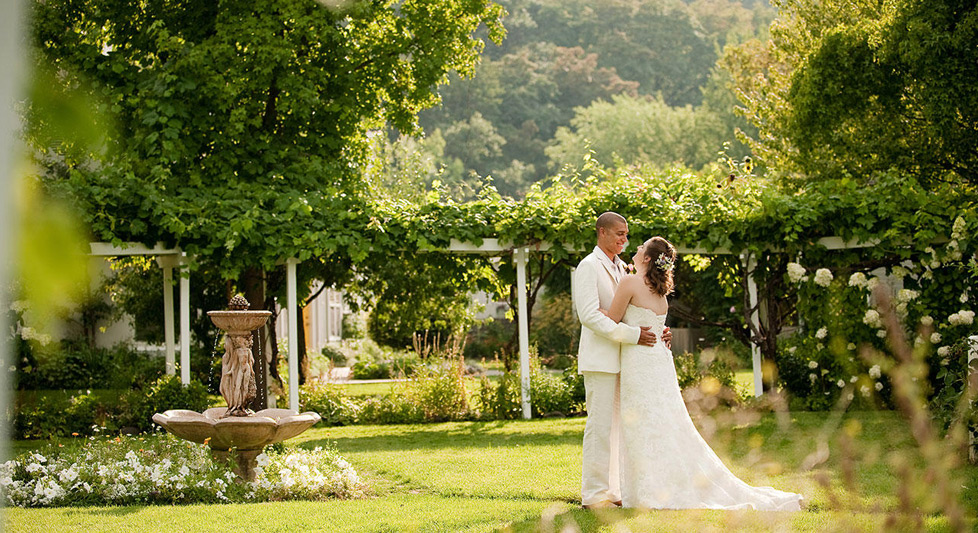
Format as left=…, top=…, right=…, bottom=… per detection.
left=370, top=0, right=774, bottom=199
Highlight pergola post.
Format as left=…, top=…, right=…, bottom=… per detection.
left=745, top=254, right=763, bottom=397
left=158, top=256, right=177, bottom=375
left=515, top=247, right=531, bottom=419
left=287, top=258, right=300, bottom=411
left=179, top=254, right=190, bottom=385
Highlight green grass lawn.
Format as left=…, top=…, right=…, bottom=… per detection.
left=5, top=410, right=976, bottom=532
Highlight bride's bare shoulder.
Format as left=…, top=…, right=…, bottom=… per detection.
left=621, top=273, right=644, bottom=287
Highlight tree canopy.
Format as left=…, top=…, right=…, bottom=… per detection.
left=31, top=0, right=505, bottom=276
left=727, top=0, right=978, bottom=186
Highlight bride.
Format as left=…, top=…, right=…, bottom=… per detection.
left=600, top=236, right=803, bottom=511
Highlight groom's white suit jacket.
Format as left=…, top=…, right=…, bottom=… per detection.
left=574, top=246, right=641, bottom=374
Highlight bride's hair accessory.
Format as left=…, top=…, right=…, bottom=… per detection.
left=655, top=253, right=674, bottom=271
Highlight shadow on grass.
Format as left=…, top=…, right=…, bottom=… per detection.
left=505, top=508, right=637, bottom=533
left=300, top=420, right=585, bottom=454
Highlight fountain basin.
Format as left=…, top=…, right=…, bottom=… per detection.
left=206, top=310, right=272, bottom=334
left=152, top=408, right=321, bottom=451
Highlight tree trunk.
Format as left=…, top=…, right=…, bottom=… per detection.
left=241, top=267, right=268, bottom=411
left=297, top=303, right=309, bottom=385
left=264, top=296, right=282, bottom=389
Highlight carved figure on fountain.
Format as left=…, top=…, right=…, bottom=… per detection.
left=221, top=333, right=257, bottom=417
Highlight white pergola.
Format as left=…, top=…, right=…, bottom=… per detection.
left=89, top=242, right=191, bottom=383
left=90, top=234, right=885, bottom=419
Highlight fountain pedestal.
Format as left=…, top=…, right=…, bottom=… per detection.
left=152, top=296, right=321, bottom=481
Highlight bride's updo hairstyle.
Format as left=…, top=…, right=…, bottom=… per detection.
left=643, top=236, right=676, bottom=296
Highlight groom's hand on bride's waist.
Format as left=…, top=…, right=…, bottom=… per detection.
left=638, top=327, right=657, bottom=347
left=636, top=326, right=672, bottom=348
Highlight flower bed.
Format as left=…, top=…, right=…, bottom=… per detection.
left=0, top=434, right=364, bottom=507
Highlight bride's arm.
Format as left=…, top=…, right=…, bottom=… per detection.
left=603, top=276, right=636, bottom=323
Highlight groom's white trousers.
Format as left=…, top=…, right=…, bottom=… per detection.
left=581, top=371, right=621, bottom=506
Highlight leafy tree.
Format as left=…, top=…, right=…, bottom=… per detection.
left=727, top=0, right=978, bottom=187
left=30, top=0, right=506, bottom=275
left=545, top=94, right=727, bottom=171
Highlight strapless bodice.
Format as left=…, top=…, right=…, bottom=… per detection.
left=622, top=304, right=667, bottom=336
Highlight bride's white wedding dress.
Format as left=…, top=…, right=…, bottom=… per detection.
left=619, top=304, right=803, bottom=510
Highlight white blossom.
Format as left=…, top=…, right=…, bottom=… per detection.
left=961, top=293, right=969, bottom=303
left=814, top=268, right=833, bottom=287
left=848, top=272, right=867, bottom=288
left=867, top=277, right=881, bottom=290
left=809, top=373, right=817, bottom=382
left=877, top=329, right=887, bottom=338
left=850, top=376, right=858, bottom=383
left=863, top=309, right=882, bottom=328
left=890, top=266, right=909, bottom=279
left=860, top=385, right=871, bottom=397
left=875, top=382, right=883, bottom=391
left=847, top=343, right=856, bottom=351
left=788, top=346, right=797, bottom=354
left=815, top=327, right=828, bottom=339
left=952, top=216, right=967, bottom=239
left=896, top=289, right=919, bottom=302
left=786, top=262, right=806, bottom=283
left=808, top=360, right=819, bottom=369
left=930, top=332, right=942, bottom=344
left=937, top=346, right=950, bottom=357
left=920, top=315, right=934, bottom=326
left=837, top=379, right=845, bottom=388
left=869, top=365, right=881, bottom=379
left=816, top=342, right=824, bottom=350
left=948, top=310, right=975, bottom=326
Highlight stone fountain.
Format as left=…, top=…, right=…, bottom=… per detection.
left=153, top=295, right=321, bottom=481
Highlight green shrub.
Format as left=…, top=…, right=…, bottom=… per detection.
left=561, top=363, right=586, bottom=408
left=16, top=341, right=165, bottom=391
left=351, top=360, right=390, bottom=380
left=530, top=372, right=575, bottom=416
left=299, top=383, right=359, bottom=426
left=476, top=373, right=522, bottom=420
left=14, top=391, right=124, bottom=439
left=125, top=375, right=210, bottom=432
left=358, top=392, right=423, bottom=424
left=321, top=344, right=348, bottom=366
left=15, top=395, right=69, bottom=439
left=409, top=358, right=470, bottom=422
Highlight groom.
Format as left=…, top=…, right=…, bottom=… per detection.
left=575, top=212, right=671, bottom=509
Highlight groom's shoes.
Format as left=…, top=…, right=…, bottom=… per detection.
left=612, top=500, right=623, bottom=507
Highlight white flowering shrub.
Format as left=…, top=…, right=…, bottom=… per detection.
left=776, top=213, right=975, bottom=417
left=0, top=434, right=364, bottom=507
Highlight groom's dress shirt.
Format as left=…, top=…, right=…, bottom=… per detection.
left=574, top=246, right=642, bottom=374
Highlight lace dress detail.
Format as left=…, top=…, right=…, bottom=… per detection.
left=619, top=305, right=802, bottom=510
